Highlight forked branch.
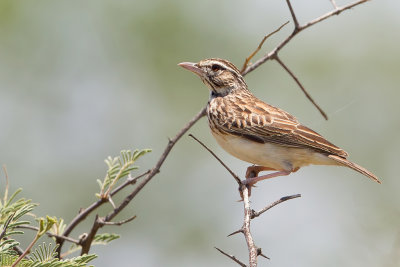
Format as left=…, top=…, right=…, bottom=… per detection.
left=190, top=134, right=300, bottom=266
left=241, top=0, right=370, bottom=120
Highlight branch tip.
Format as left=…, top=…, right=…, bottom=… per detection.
left=189, top=134, right=242, bottom=185
left=215, top=247, right=247, bottom=267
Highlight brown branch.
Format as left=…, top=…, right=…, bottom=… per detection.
left=241, top=0, right=370, bottom=120
left=76, top=107, right=207, bottom=256
left=285, top=0, right=299, bottom=29
left=56, top=169, right=150, bottom=256
left=17, top=225, right=80, bottom=245
left=274, top=56, right=328, bottom=120
left=241, top=184, right=258, bottom=267
left=215, top=247, right=247, bottom=267
left=189, top=134, right=241, bottom=185
left=251, top=194, right=301, bottom=219
left=56, top=0, right=370, bottom=260
left=243, top=0, right=370, bottom=76
left=79, top=215, right=101, bottom=255
left=330, top=0, right=339, bottom=9
left=240, top=21, right=289, bottom=73
left=98, top=215, right=136, bottom=226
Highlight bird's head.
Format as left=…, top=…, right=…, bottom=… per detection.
left=178, top=58, right=248, bottom=98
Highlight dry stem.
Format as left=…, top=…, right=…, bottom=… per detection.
left=54, top=0, right=370, bottom=261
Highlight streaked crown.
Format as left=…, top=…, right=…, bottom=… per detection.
left=179, top=58, right=248, bottom=98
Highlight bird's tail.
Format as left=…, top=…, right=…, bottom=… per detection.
left=328, top=155, right=381, bottom=184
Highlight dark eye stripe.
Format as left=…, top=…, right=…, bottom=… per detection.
left=211, top=64, right=224, bottom=71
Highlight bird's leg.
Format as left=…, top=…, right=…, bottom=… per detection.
left=243, top=170, right=292, bottom=187
left=240, top=166, right=298, bottom=198
left=244, top=165, right=298, bottom=187
left=241, top=166, right=279, bottom=197
left=245, top=165, right=276, bottom=179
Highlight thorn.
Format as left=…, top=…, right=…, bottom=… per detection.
left=227, top=229, right=243, bottom=237
left=257, top=248, right=270, bottom=260
left=281, top=194, right=301, bottom=201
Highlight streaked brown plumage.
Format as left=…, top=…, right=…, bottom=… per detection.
left=179, top=58, right=381, bottom=185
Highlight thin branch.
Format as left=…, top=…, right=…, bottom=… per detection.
left=111, top=170, right=151, bottom=197
left=241, top=0, right=370, bottom=120
left=330, top=0, right=339, bottom=9
left=301, top=0, right=370, bottom=31
left=56, top=0, right=370, bottom=260
left=274, top=56, right=328, bottom=120
left=56, top=169, right=150, bottom=256
left=16, top=225, right=80, bottom=245
left=240, top=21, right=289, bottom=73
left=215, top=247, right=247, bottom=267
left=189, top=134, right=241, bottom=185
left=75, top=107, right=207, bottom=256
left=98, top=215, right=136, bottom=226
left=241, top=185, right=258, bottom=267
left=285, top=0, right=299, bottom=29
left=79, top=216, right=101, bottom=255
left=242, top=0, right=370, bottom=76
left=251, top=194, right=301, bottom=219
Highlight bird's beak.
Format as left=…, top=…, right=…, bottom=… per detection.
left=178, top=62, right=204, bottom=76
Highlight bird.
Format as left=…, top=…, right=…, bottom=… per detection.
left=178, top=58, right=381, bottom=188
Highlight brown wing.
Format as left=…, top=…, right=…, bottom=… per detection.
left=213, top=94, right=348, bottom=158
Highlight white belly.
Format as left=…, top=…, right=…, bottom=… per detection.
left=212, top=131, right=336, bottom=171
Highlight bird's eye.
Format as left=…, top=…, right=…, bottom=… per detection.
left=211, top=64, right=222, bottom=71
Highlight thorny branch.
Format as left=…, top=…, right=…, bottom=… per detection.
left=190, top=134, right=300, bottom=266
left=215, top=247, right=247, bottom=267
left=241, top=0, right=370, bottom=120
left=53, top=0, right=370, bottom=262
left=56, top=108, right=207, bottom=257
left=189, top=134, right=241, bottom=185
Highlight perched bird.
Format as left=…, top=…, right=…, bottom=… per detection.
left=178, top=58, right=381, bottom=187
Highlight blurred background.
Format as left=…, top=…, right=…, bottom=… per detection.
left=0, top=0, right=399, bottom=266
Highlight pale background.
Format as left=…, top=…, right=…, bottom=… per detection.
left=0, top=0, right=399, bottom=266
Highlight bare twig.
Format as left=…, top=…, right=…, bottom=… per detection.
left=330, top=0, right=339, bottom=9
left=56, top=169, right=150, bottom=256
left=189, top=134, right=241, bottom=185
left=274, top=56, right=328, bottom=120
left=56, top=0, right=371, bottom=260
left=98, top=215, right=137, bottom=226
left=17, top=225, right=80, bottom=245
left=241, top=0, right=370, bottom=120
left=75, top=108, right=208, bottom=256
left=251, top=194, right=301, bottom=219
left=215, top=247, right=247, bottom=267
left=240, top=21, right=289, bottom=73
left=285, top=0, right=299, bottom=29
left=241, top=185, right=258, bottom=267
left=191, top=133, right=301, bottom=265
left=243, top=0, right=370, bottom=76
left=79, top=215, right=101, bottom=255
